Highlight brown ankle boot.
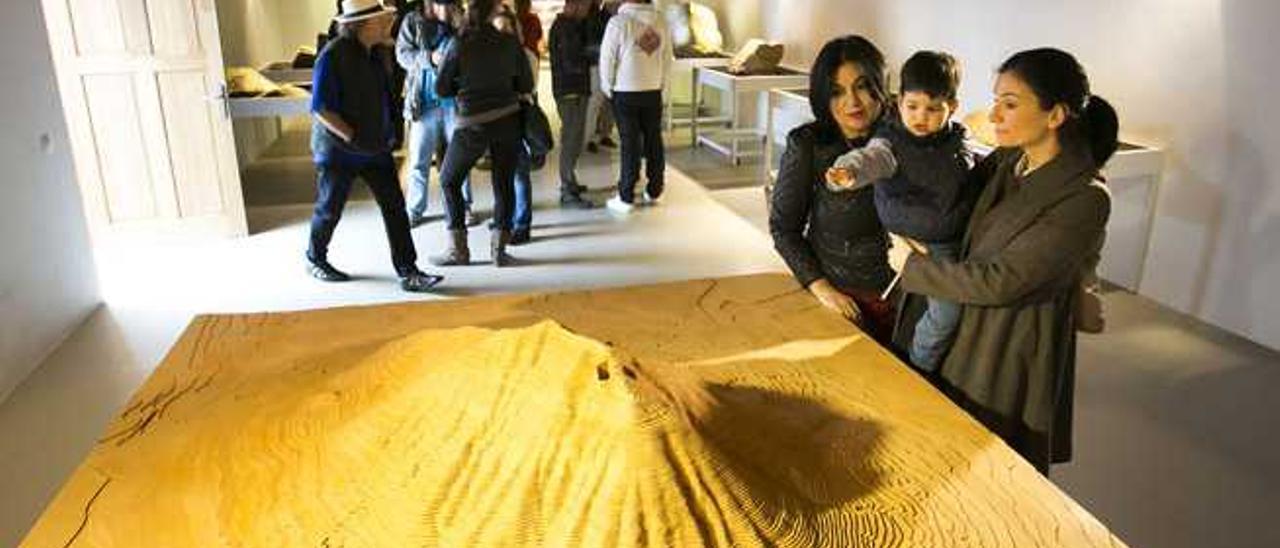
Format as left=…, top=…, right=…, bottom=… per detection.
left=430, top=229, right=470, bottom=266
left=491, top=229, right=513, bottom=267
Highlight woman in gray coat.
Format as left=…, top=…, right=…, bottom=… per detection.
left=889, top=48, right=1120, bottom=473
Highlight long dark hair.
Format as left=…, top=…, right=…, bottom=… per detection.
left=998, top=48, right=1119, bottom=167
left=465, top=0, right=497, bottom=31
left=561, top=0, right=591, bottom=19
left=808, top=35, right=888, bottom=139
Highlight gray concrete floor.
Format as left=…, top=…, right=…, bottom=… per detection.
left=2, top=124, right=1279, bottom=547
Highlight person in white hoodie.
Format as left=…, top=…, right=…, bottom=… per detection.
left=599, top=0, right=672, bottom=213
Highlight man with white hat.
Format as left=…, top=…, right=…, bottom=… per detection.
left=307, top=0, right=445, bottom=292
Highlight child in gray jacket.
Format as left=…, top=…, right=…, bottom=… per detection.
left=826, top=50, right=980, bottom=372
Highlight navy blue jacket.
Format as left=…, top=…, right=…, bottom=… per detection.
left=833, top=119, right=981, bottom=243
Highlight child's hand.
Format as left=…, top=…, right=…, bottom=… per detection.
left=825, top=167, right=857, bottom=188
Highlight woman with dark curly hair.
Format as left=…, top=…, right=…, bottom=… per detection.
left=770, top=35, right=896, bottom=344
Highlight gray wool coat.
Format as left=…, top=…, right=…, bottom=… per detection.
left=897, top=146, right=1111, bottom=472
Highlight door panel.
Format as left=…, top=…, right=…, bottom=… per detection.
left=148, top=1, right=201, bottom=57
left=81, top=73, right=156, bottom=222
left=158, top=70, right=225, bottom=216
left=44, top=0, right=247, bottom=240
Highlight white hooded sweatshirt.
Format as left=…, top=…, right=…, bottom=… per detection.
left=599, top=2, right=673, bottom=97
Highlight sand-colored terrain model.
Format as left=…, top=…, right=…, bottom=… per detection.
left=22, top=274, right=1124, bottom=547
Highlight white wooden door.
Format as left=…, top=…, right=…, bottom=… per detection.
left=41, top=0, right=247, bottom=241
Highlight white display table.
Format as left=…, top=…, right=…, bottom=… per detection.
left=690, top=65, right=809, bottom=165
left=229, top=63, right=313, bottom=120
left=665, top=53, right=733, bottom=131
left=764, top=87, right=814, bottom=181
left=229, top=95, right=312, bottom=119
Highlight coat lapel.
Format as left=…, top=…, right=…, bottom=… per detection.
left=968, top=148, right=1096, bottom=259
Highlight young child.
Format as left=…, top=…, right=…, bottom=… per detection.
left=825, top=50, right=979, bottom=372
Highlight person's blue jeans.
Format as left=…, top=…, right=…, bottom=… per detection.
left=910, top=241, right=962, bottom=372
left=511, top=142, right=533, bottom=231
left=406, top=106, right=471, bottom=221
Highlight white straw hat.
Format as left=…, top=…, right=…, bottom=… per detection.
left=334, top=0, right=395, bottom=24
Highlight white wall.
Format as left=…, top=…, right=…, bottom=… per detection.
left=755, top=0, right=1280, bottom=350
left=216, top=0, right=335, bottom=164
left=0, top=1, right=100, bottom=402
left=217, top=0, right=335, bottom=68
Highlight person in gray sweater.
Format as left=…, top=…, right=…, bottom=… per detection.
left=825, top=50, right=981, bottom=371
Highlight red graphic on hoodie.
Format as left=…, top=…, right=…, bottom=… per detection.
left=636, top=26, right=662, bottom=55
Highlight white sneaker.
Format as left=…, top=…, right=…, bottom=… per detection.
left=639, top=190, right=662, bottom=206
left=606, top=196, right=635, bottom=214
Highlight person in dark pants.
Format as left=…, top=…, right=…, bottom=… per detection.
left=492, top=7, right=538, bottom=246
left=599, top=0, right=671, bottom=214
left=430, top=0, right=533, bottom=267
left=307, top=0, right=444, bottom=293
left=549, top=0, right=597, bottom=208
left=583, top=0, right=617, bottom=155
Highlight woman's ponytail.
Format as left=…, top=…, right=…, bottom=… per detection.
left=1081, top=94, right=1119, bottom=167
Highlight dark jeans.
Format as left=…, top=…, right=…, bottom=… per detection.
left=611, top=91, right=665, bottom=203
left=439, top=112, right=522, bottom=231
left=308, top=159, right=418, bottom=275
left=555, top=94, right=589, bottom=192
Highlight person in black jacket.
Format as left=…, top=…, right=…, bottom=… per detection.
left=308, top=0, right=444, bottom=293
left=769, top=35, right=896, bottom=344
left=824, top=50, right=981, bottom=371
left=549, top=0, right=597, bottom=208
left=430, top=0, right=533, bottom=267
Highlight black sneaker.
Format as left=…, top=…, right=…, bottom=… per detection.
left=510, top=228, right=532, bottom=245
left=599, top=137, right=618, bottom=149
left=559, top=192, right=595, bottom=209
left=399, top=269, right=444, bottom=293
left=586, top=142, right=599, bottom=154
left=307, top=256, right=351, bottom=282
